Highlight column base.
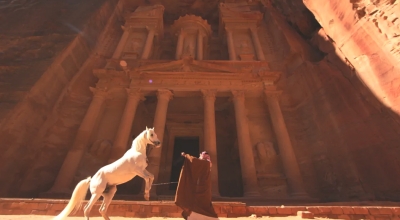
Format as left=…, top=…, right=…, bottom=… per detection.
left=244, top=191, right=261, bottom=197
left=212, top=193, right=221, bottom=199
left=40, top=188, right=73, bottom=199
left=289, top=192, right=311, bottom=199
left=150, top=192, right=158, bottom=200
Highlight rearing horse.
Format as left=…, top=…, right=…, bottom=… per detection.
left=54, top=127, right=161, bottom=220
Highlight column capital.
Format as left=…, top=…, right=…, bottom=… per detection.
left=201, top=89, right=217, bottom=101
left=225, top=27, right=234, bottom=33
left=126, top=88, right=146, bottom=101
left=231, top=90, right=245, bottom=101
left=176, top=28, right=186, bottom=36
left=121, top=25, right=133, bottom=32
left=89, top=87, right=108, bottom=98
left=145, top=26, right=156, bottom=32
left=157, top=89, right=174, bottom=101
left=197, top=29, right=205, bottom=37
left=264, top=89, right=282, bottom=99
left=249, top=27, right=259, bottom=32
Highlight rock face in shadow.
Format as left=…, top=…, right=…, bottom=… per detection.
left=0, top=0, right=400, bottom=202
left=0, top=0, right=121, bottom=197
left=267, top=0, right=400, bottom=200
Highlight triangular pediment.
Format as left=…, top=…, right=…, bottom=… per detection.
left=133, top=58, right=240, bottom=73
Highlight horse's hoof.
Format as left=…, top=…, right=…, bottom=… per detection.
left=144, top=194, right=150, bottom=201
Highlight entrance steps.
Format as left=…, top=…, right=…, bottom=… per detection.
left=1, top=198, right=400, bottom=219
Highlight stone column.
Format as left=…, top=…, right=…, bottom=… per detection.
left=231, top=90, right=260, bottom=197
left=50, top=87, right=107, bottom=192
left=201, top=90, right=220, bottom=197
left=226, top=28, right=237, bottom=61
left=141, top=27, right=156, bottom=59
left=108, top=89, right=145, bottom=163
left=147, top=89, right=174, bottom=196
left=175, top=29, right=185, bottom=60
left=264, top=89, right=308, bottom=197
left=250, top=28, right=265, bottom=61
left=112, top=28, right=130, bottom=59
left=197, top=31, right=204, bottom=60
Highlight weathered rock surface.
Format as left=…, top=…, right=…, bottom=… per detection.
left=265, top=0, right=400, bottom=200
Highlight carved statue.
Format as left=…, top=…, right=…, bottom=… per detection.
left=182, top=36, right=196, bottom=58
left=90, top=139, right=113, bottom=157
left=239, top=40, right=253, bottom=55
left=255, top=141, right=281, bottom=175
left=182, top=44, right=194, bottom=58
left=131, top=38, right=142, bottom=52
left=256, top=141, right=277, bottom=162
left=171, top=15, right=211, bottom=61
left=123, top=37, right=143, bottom=59
left=236, top=39, right=255, bottom=60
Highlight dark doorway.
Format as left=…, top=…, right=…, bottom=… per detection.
left=169, top=136, right=200, bottom=190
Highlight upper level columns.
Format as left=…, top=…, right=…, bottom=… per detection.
left=112, top=28, right=130, bottom=59
left=222, top=27, right=266, bottom=61
left=201, top=89, right=220, bottom=197
left=108, top=89, right=145, bottom=163
left=219, top=2, right=264, bottom=61
left=250, top=28, right=265, bottom=61
left=226, top=28, right=237, bottom=61
left=111, top=5, right=164, bottom=60
left=141, top=27, right=156, bottom=59
left=232, top=90, right=260, bottom=197
left=147, top=89, right=174, bottom=196
left=175, top=29, right=185, bottom=60
left=197, top=31, right=204, bottom=60
left=264, top=89, right=308, bottom=197
left=50, top=87, right=107, bottom=192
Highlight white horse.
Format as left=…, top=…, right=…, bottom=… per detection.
left=54, top=127, right=161, bottom=220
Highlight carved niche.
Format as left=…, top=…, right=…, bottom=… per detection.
left=120, top=5, right=165, bottom=60
left=171, top=15, right=212, bottom=60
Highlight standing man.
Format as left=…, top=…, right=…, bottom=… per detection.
left=175, top=151, right=218, bottom=220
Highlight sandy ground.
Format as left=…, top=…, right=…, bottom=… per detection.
left=0, top=216, right=335, bottom=220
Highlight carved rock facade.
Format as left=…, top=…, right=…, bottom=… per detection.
left=0, top=0, right=400, bottom=202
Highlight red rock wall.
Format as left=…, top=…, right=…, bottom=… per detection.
left=0, top=0, right=123, bottom=197
left=303, top=0, right=400, bottom=115
left=261, top=0, right=400, bottom=201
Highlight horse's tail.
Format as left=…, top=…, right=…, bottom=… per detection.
left=53, top=176, right=91, bottom=220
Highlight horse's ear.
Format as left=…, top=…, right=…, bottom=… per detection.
left=152, top=127, right=155, bottom=130
left=146, top=126, right=149, bottom=131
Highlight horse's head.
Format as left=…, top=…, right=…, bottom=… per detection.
left=145, top=126, right=161, bottom=148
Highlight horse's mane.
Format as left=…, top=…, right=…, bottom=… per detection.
left=133, top=130, right=147, bottom=153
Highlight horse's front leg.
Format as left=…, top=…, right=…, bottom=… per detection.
left=135, top=170, right=151, bottom=201
left=143, top=169, right=155, bottom=197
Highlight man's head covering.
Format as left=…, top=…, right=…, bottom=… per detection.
left=200, top=151, right=211, bottom=163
